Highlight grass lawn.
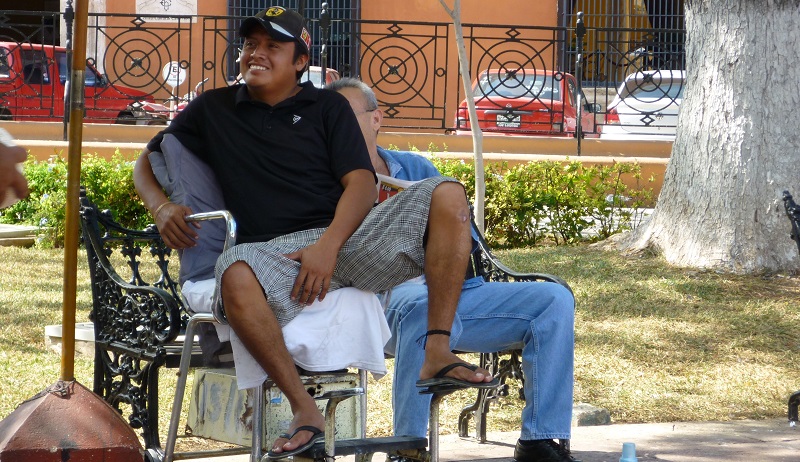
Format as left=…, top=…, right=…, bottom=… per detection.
left=1, top=244, right=799, bottom=441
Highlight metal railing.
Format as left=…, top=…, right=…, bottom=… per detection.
left=0, top=8, right=685, bottom=138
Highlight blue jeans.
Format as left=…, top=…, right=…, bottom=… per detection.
left=384, top=276, right=575, bottom=441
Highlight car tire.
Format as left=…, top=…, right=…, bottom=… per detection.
left=0, top=107, right=12, bottom=121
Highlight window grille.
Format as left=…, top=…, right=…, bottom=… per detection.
left=558, top=0, right=685, bottom=82
left=228, top=0, right=359, bottom=78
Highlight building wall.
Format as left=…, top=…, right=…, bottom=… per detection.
left=362, top=1, right=558, bottom=26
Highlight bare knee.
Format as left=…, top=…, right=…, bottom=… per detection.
left=430, top=181, right=470, bottom=223
left=220, top=261, right=261, bottom=315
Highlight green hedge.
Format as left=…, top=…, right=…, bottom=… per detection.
left=432, top=156, right=653, bottom=247
left=0, top=152, right=149, bottom=247
left=2, top=150, right=653, bottom=248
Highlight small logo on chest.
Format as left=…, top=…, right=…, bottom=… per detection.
left=292, top=115, right=301, bottom=124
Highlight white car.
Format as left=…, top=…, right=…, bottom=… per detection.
left=601, top=70, right=685, bottom=139
left=302, top=65, right=341, bottom=88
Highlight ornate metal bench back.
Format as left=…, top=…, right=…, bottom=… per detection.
left=783, top=191, right=800, bottom=255
left=79, top=188, right=188, bottom=446
left=79, top=188, right=187, bottom=351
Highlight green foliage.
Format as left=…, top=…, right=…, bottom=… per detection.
left=0, top=151, right=148, bottom=247
left=432, top=156, right=654, bottom=248
left=1, top=149, right=653, bottom=249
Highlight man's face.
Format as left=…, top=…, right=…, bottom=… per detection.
left=337, top=87, right=379, bottom=146
left=240, top=29, right=307, bottom=94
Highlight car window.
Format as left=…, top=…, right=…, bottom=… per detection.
left=475, top=72, right=561, bottom=101
left=0, top=48, right=10, bottom=79
left=624, top=80, right=684, bottom=100
left=630, top=82, right=683, bottom=99
left=567, top=79, right=576, bottom=106
left=56, top=52, right=99, bottom=86
left=21, top=49, right=50, bottom=85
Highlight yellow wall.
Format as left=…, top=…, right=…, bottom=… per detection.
left=1, top=120, right=670, bottom=203
left=362, top=1, right=557, bottom=25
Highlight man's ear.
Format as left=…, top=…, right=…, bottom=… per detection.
left=295, top=54, right=310, bottom=72
left=370, top=108, right=383, bottom=133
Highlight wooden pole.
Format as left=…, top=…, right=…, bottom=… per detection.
left=60, top=0, right=88, bottom=382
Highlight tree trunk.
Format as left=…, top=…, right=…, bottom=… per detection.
left=619, top=0, right=800, bottom=273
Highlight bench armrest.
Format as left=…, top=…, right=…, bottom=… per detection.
left=80, top=197, right=183, bottom=355
left=471, top=221, right=573, bottom=294
left=183, top=210, right=237, bottom=324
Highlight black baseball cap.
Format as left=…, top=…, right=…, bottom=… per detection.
left=239, top=6, right=311, bottom=55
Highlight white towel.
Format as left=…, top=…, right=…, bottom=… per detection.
left=182, top=279, right=390, bottom=390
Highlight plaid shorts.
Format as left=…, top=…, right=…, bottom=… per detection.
left=215, top=176, right=459, bottom=326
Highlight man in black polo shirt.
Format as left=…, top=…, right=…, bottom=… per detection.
left=134, top=6, right=496, bottom=458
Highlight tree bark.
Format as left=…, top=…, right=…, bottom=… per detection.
left=618, top=0, right=800, bottom=273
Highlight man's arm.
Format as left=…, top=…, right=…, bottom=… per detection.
left=133, top=149, right=198, bottom=249
left=286, top=168, right=377, bottom=304
left=378, top=148, right=441, bottom=182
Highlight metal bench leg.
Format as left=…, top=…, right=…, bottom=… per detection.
left=359, top=369, right=368, bottom=439
left=789, top=390, right=800, bottom=426
left=428, top=390, right=455, bottom=462
left=251, top=382, right=265, bottom=462
left=164, top=313, right=215, bottom=462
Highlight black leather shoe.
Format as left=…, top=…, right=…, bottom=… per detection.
left=514, top=439, right=581, bottom=462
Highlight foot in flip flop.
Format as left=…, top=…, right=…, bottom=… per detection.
left=266, top=425, right=325, bottom=460
left=416, top=362, right=500, bottom=390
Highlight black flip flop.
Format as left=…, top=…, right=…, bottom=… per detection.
left=266, top=425, right=325, bottom=460
left=415, top=362, right=500, bottom=389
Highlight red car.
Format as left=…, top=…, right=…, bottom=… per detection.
left=0, top=41, right=164, bottom=124
left=454, top=68, right=599, bottom=136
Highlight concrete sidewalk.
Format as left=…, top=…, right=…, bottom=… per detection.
left=198, top=418, right=799, bottom=462
left=0, top=223, right=37, bottom=246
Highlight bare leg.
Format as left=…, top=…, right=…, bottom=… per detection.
left=419, top=182, right=493, bottom=384
left=222, top=261, right=324, bottom=454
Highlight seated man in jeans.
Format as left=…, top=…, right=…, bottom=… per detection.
left=328, top=78, right=580, bottom=462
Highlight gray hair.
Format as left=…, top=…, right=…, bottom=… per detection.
left=326, top=78, right=379, bottom=111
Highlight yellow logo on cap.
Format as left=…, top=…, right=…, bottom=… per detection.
left=265, top=7, right=285, bottom=17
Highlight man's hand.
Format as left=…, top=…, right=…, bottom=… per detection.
left=154, top=202, right=200, bottom=249
left=285, top=242, right=339, bottom=305
left=0, top=132, right=29, bottom=208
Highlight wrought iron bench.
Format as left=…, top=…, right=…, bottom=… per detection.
left=782, top=190, right=800, bottom=426
left=78, top=187, right=571, bottom=460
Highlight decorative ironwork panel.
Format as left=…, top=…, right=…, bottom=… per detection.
left=88, top=12, right=194, bottom=103
left=350, top=19, right=451, bottom=131
left=1, top=7, right=685, bottom=135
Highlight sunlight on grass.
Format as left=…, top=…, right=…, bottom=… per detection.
left=2, top=244, right=800, bottom=441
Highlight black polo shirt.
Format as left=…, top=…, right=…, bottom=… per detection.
left=146, top=82, right=375, bottom=243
